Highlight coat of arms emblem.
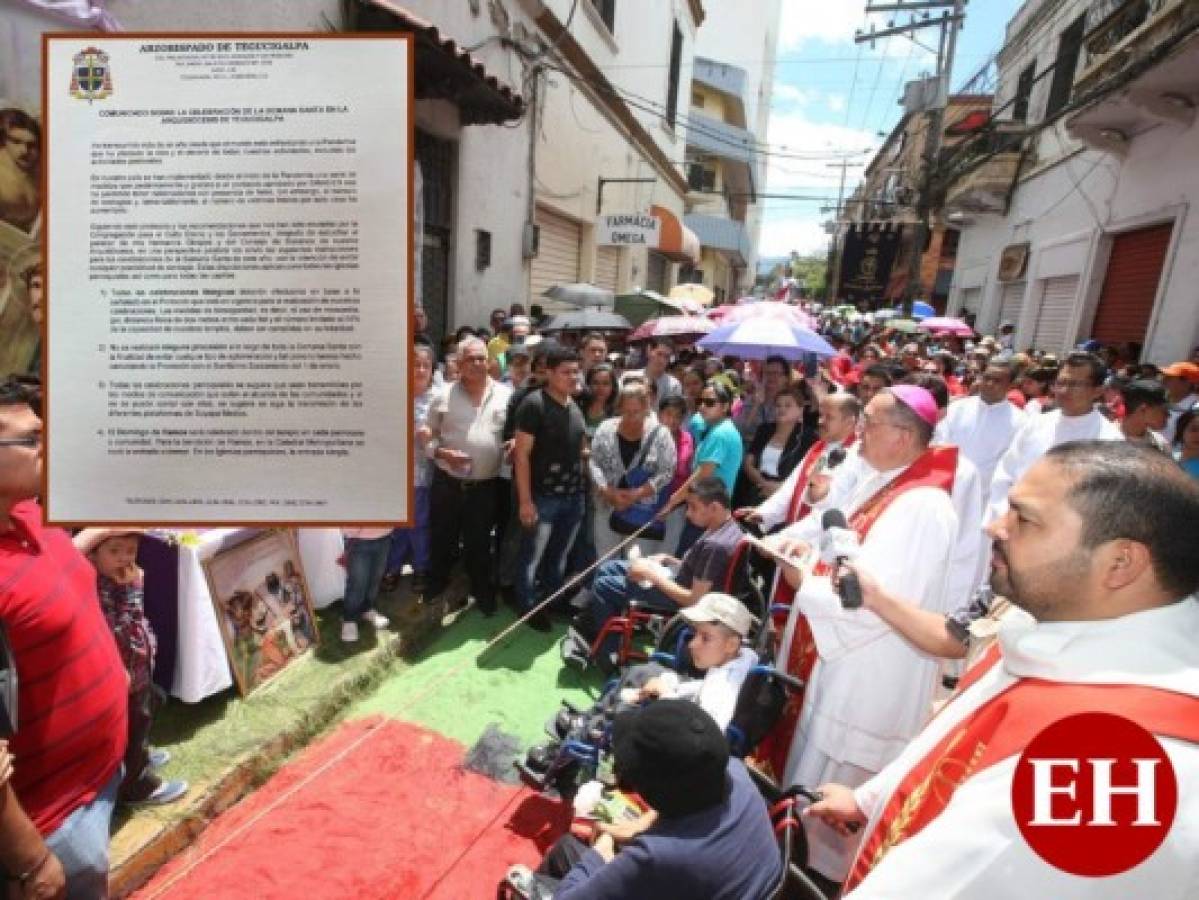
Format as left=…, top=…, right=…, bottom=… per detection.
left=70, top=47, right=113, bottom=101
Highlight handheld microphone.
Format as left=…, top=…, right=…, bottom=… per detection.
left=821, top=509, right=863, bottom=609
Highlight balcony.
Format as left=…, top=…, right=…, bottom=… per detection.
left=1075, top=0, right=1193, bottom=97
left=940, top=126, right=1025, bottom=217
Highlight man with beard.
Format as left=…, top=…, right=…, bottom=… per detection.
left=807, top=441, right=1199, bottom=898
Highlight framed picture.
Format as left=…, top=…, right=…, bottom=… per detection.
left=202, top=529, right=319, bottom=695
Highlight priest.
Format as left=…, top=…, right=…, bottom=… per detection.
left=807, top=441, right=1199, bottom=898
left=764, top=385, right=961, bottom=885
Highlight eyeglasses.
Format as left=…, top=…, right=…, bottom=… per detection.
left=699, top=397, right=722, bottom=407
left=860, top=412, right=911, bottom=432
left=0, top=435, right=41, bottom=448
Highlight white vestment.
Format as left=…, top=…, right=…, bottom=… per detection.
left=777, top=462, right=960, bottom=880
left=849, top=598, right=1199, bottom=899
left=986, top=409, right=1124, bottom=522
left=939, top=396, right=1026, bottom=490
left=755, top=439, right=854, bottom=530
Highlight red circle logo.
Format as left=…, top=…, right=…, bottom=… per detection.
left=1011, top=712, right=1177, bottom=877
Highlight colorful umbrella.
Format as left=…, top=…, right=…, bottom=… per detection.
left=669, top=283, right=715, bottom=306
left=918, top=316, right=974, bottom=337
left=697, top=318, right=836, bottom=359
left=911, top=300, right=936, bottom=320
left=718, top=301, right=817, bottom=329
left=628, top=315, right=715, bottom=341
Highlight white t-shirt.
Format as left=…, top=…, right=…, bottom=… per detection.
left=657, top=646, right=758, bottom=731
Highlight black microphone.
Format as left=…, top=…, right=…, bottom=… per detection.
left=821, top=509, right=863, bottom=609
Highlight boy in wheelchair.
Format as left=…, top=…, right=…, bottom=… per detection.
left=522, top=593, right=757, bottom=791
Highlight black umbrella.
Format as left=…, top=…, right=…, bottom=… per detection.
left=541, top=282, right=616, bottom=309
left=539, top=308, right=632, bottom=333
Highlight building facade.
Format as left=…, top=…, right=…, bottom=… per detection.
left=944, top=0, right=1199, bottom=363
left=683, top=0, right=782, bottom=302
left=834, top=93, right=991, bottom=309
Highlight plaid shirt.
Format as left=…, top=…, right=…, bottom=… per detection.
left=97, top=574, right=157, bottom=695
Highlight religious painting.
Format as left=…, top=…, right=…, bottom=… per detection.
left=839, top=223, right=903, bottom=305
left=202, top=529, right=319, bottom=695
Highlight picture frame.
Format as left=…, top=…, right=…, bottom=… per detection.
left=202, top=528, right=319, bottom=696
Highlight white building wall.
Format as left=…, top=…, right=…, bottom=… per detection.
left=948, top=0, right=1199, bottom=363
left=529, top=0, right=699, bottom=296
left=694, top=0, right=782, bottom=290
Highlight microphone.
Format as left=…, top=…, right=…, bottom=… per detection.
left=821, top=509, right=863, bottom=609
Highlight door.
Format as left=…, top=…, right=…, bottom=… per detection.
left=1031, top=275, right=1078, bottom=353
left=646, top=250, right=669, bottom=294
left=595, top=246, right=620, bottom=294
left=1090, top=222, right=1173, bottom=349
left=958, top=286, right=982, bottom=318
left=531, top=206, right=582, bottom=312
left=415, top=131, right=455, bottom=347
left=998, top=281, right=1026, bottom=331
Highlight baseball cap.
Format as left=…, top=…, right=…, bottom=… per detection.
left=1161, top=362, right=1199, bottom=383
left=681, top=592, right=756, bottom=638
left=509, top=315, right=531, bottom=328
left=611, top=699, right=729, bottom=817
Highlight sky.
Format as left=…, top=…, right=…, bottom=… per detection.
left=759, top=0, right=1026, bottom=260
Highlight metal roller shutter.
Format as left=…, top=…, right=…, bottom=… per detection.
left=998, top=281, right=1026, bottom=330
left=595, top=246, right=620, bottom=294
left=1091, top=222, right=1173, bottom=347
left=1031, top=275, right=1078, bottom=353
left=531, top=206, right=582, bottom=311
left=959, top=286, right=982, bottom=317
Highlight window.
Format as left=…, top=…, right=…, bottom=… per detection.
left=1013, top=62, right=1035, bottom=123
left=691, top=90, right=704, bottom=109
left=688, top=161, right=716, bottom=192
left=1045, top=15, right=1086, bottom=118
left=665, top=22, right=683, bottom=128
left=590, top=0, right=615, bottom=34
left=475, top=229, right=491, bottom=270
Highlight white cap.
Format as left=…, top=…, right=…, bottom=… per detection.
left=681, top=592, right=756, bottom=638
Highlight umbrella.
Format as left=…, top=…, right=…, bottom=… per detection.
left=918, top=316, right=974, bottom=337
left=542, top=282, right=615, bottom=308
left=629, top=316, right=715, bottom=341
left=539, top=308, right=632, bottom=333
left=642, top=290, right=704, bottom=315
left=873, top=308, right=900, bottom=320
left=911, top=300, right=935, bottom=320
left=697, top=318, right=836, bottom=359
left=718, top=301, right=817, bottom=329
left=669, top=283, right=715, bottom=306
left=886, top=318, right=921, bottom=333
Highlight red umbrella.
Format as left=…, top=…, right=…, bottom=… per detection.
left=629, top=315, right=715, bottom=341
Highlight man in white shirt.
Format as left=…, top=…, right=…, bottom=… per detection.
left=987, top=351, right=1123, bottom=521
left=807, top=441, right=1199, bottom=899
left=764, top=386, right=960, bottom=884
left=938, top=361, right=1025, bottom=490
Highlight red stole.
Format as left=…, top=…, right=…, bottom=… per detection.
left=755, top=446, right=958, bottom=779
left=845, top=646, right=1199, bottom=893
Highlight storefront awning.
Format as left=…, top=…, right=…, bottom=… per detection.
left=356, top=0, right=525, bottom=125
left=650, top=204, right=701, bottom=265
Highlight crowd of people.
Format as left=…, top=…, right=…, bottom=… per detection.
left=1, top=295, right=1197, bottom=898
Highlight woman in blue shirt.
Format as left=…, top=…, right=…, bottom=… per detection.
left=1174, top=409, right=1199, bottom=479
left=672, top=380, right=743, bottom=554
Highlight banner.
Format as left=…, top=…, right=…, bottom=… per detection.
left=838, top=223, right=902, bottom=305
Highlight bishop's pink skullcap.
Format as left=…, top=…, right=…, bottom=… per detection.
left=888, top=385, right=939, bottom=427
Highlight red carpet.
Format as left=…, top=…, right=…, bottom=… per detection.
left=135, top=718, right=570, bottom=900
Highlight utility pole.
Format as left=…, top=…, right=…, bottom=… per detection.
left=856, top=0, right=965, bottom=314
left=825, top=159, right=865, bottom=302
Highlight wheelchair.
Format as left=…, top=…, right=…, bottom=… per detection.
left=497, top=764, right=831, bottom=900
left=577, top=526, right=769, bottom=675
